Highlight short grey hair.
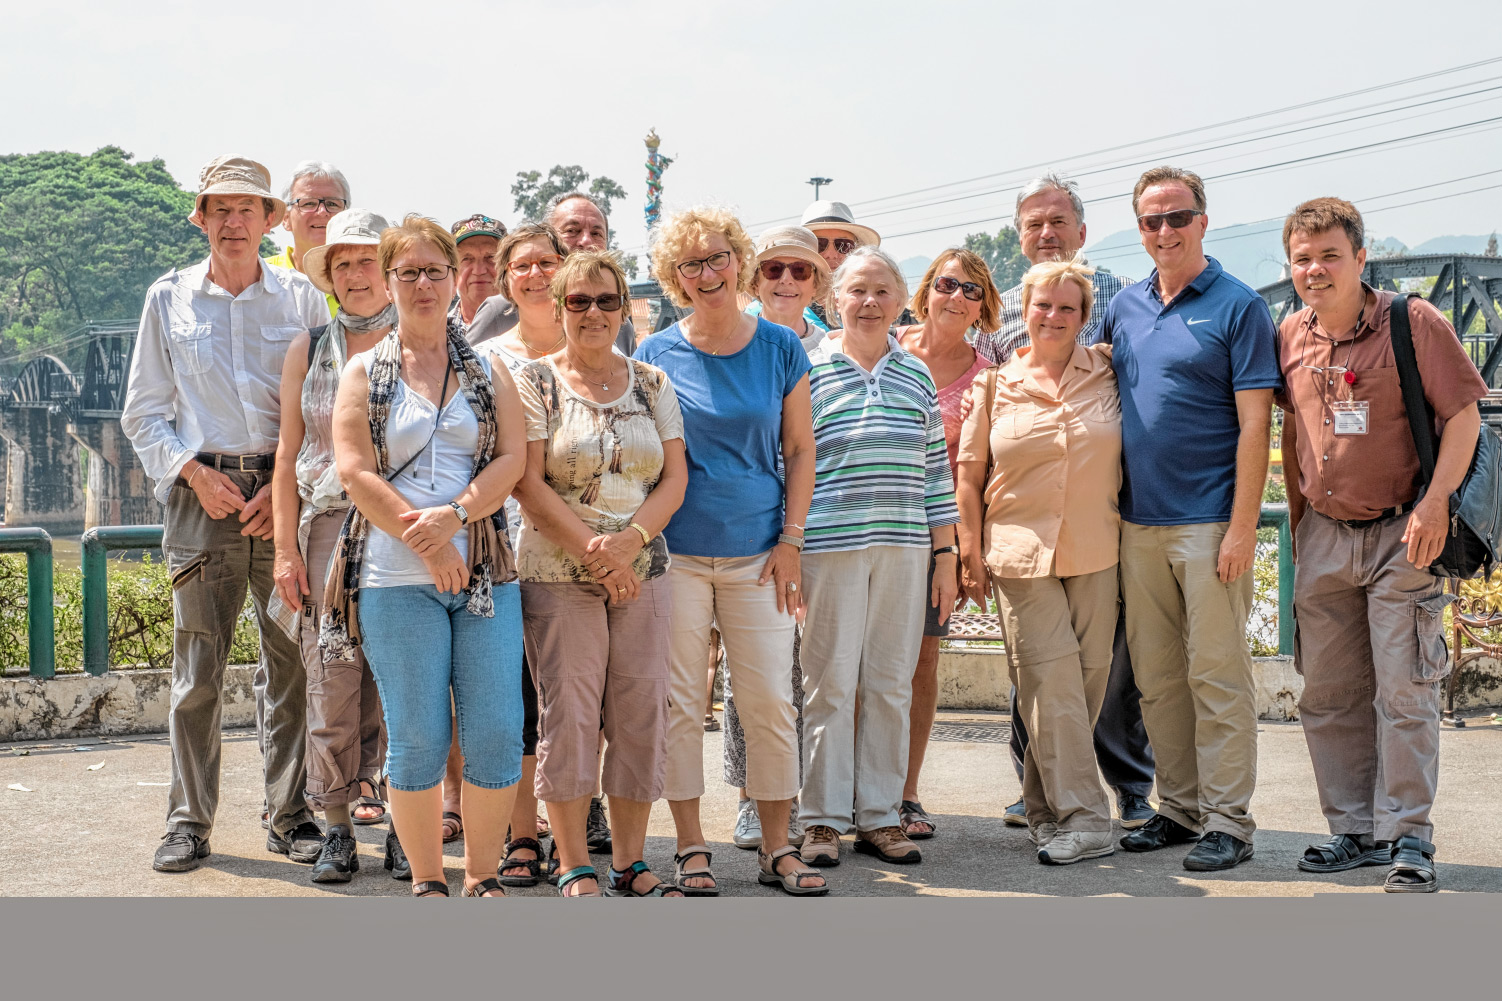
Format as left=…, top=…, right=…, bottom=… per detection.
left=826, top=245, right=909, bottom=317
left=546, top=191, right=609, bottom=229
left=1013, top=171, right=1084, bottom=231
left=282, top=160, right=351, bottom=203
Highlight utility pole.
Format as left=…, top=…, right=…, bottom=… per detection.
left=807, top=177, right=833, bottom=200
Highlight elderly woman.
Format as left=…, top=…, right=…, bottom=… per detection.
left=270, top=209, right=396, bottom=885
left=511, top=250, right=689, bottom=897
left=635, top=207, right=827, bottom=896
left=327, top=215, right=527, bottom=898
left=722, top=224, right=830, bottom=850
left=797, top=246, right=960, bottom=869
left=955, top=257, right=1120, bottom=866
left=892, top=249, right=999, bottom=842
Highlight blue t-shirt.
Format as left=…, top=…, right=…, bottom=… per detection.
left=635, top=317, right=812, bottom=557
left=1102, top=256, right=1281, bottom=526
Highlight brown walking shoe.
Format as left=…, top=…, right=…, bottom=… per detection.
left=854, top=826, right=922, bottom=864
left=800, top=824, right=842, bottom=867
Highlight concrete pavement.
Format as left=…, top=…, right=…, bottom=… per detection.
left=2, top=712, right=1499, bottom=897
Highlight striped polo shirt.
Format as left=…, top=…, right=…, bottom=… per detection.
left=804, top=334, right=960, bottom=554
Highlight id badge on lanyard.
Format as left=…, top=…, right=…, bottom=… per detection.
left=1331, top=399, right=1368, bottom=435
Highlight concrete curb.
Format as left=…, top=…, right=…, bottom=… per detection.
left=1, top=665, right=257, bottom=742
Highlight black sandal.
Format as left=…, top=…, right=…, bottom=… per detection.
left=353, top=778, right=387, bottom=826
left=498, top=837, right=543, bottom=887
left=463, top=877, right=506, bottom=898
left=900, top=800, right=937, bottom=840
left=1297, top=833, right=1390, bottom=873
left=604, top=860, right=685, bottom=897
left=412, top=880, right=449, bottom=897
left=545, top=840, right=561, bottom=885
left=383, top=830, right=411, bottom=881
left=1384, top=836, right=1438, bottom=893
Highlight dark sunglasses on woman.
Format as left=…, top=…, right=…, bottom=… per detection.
left=933, top=275, right=985, bottom=301
left=816, top=237, right=856, bottom=256
left=758, top=260, right=815, bottom=282
left=563, top=293, right=627, bottom=312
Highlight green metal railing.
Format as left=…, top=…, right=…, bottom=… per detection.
left=0, top=528, right=55, bottom=678
left=81, top=524, right=164, bottom=676
left=1259, top=503, right=1294, bottom=656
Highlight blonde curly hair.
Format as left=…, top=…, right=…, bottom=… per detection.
left=649, top=206, right=756, bottom=308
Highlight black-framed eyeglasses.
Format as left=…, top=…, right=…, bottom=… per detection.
left=388, top=265, right=455, bottom=283
left=563, top=293, right=627, bottom=313
left=1136, top=209, right=1203, bottom=233
left=817, top=237, right=856, bottom=256
left=933, top=275, right=985, bottom=301
left=759, top=260, right=815, bottom=282
left=291, top=197, right=348, bottom=214
left=676, top=250, right=733, bottom=279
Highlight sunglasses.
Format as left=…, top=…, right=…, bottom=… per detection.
left=676, top=250, right=733, bottom=279
left=759, top=260, right=815, bottom=282
left=1136, top=209, right=1203, bottom=233
left=817, top=237, right=856, bottom=255
left=563, top=293, right=626, bottom=313
left=933, top=275, right=985, bottom=301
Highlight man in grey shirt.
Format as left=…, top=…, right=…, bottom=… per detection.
left=468, top=191, right=636, bottom=355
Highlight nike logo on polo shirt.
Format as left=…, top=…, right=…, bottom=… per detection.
left=1186, top=318, right=1211, bottom=325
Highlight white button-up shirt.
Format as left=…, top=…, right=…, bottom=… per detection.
left=121, top=257, right=328, bottom=502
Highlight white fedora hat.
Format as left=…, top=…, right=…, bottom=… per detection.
left=301, top=208, right=391, bottom=294
left=799, top=200, right=880, bottom=248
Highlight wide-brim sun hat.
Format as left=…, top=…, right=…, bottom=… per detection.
left=302, top=208, right=391, bottom=294
left=189, top=154, right=287, bottom=227
left=754, top=225, right=830, bottom=275
left=799, top=199, right=880, bottom=248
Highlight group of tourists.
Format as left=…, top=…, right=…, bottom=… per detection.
left=118, top=152, right=1481, bottom=897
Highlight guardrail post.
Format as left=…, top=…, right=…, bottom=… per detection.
left=81, top=525, right=165, bottom=676
left=0, top=528, right=55, bottom=677
left=1257, top=503, right=1295, bottom=657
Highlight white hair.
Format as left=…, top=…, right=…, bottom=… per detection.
left=282, top=160, right=351, bottom=203
left=1013, top=171, right=1084, bottom=230
left=826, top=245, right=909, bottom=316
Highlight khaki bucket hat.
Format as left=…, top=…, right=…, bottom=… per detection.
left=800, top=199, right=880, bottom=248
left=302, top=208, right=391, bottom=294
left=189, top=155, right=286, bottom=227
left=754, top=225, right=829, bottom=275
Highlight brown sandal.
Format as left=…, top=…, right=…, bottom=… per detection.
left=758, top=844, right=830, bottom=896
left=441, top=812, right=463, bottom=843
left=673, top=845, right=719, bottom=896
left=462, top=877, right=506, bottom=898
left=353, top=778, right=387, bottom=826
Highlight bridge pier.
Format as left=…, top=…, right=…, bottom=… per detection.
left=0, top=408, right=85, bottom=533
left=69, top=418, right=161, bottom=528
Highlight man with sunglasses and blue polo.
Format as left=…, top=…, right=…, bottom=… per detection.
left=1104, top=165, right=1280, bottom=872
left=972, top=172, right=1158, bottom=837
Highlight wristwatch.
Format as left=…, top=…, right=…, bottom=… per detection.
left=448, top=500, right=469, bottom=526
left=932, top=545, right=959, bottom=557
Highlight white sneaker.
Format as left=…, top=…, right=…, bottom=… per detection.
left=787, top=798, right=805, bottom=847
left=732, top=798, right=762, bottom=849
left=1027, top=822, right=1058, bottom=847
left=1037, top=830, right=1116, bottom=865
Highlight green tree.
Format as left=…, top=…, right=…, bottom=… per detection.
left=0, top=146, right=211, bottom=364
left=963, top=225, right=1030, bottom=290
left=511, top=165, right=637, bottom=278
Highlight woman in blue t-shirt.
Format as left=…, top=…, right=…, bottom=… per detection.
left=635, top=207, right=827, bottom=897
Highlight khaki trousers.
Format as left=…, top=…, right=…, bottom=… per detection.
left=994, top=567, right=1118, bottom=834
left=1294, top=509, right=1450, bottom=843
left=665, top=553, right=799, bottom=802
left=798, top=545, right=928, bottom=834
left=1120, top=521, right=1257, bottom=841
left=301, top=508, right=385, bottom=810
left=162, top=472, right=311, bottom=839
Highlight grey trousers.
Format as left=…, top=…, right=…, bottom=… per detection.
left=163, top=470, right=311, bottom=839
left=1009, top=609, right=1155, bottom=799
left=1294, top=508, right=1450, bottom=843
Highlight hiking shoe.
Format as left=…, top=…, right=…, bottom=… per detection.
left=787, top=797, right=806, bottom=847
left=854, top=826, right=922, bottom=864
left=269, top=820, right=325, bottom=863
left=733, top=798, right=762, bottom=849
left=585, top=798, right=612, bottom=854
left=1002, top=798, right=1028, bottom=827
left=801, top=825, right=841, bottom=867
left=153, top=832, right=210, bottom=873
left=1038, top=830, right=1116, bottom=866
left=311, top=825, right=360, bottom=883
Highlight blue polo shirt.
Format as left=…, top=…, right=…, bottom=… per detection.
left=1102, top=256, right=1280, bottom=526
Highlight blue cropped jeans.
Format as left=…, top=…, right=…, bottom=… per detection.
left=358, top=582, right=524, bottom=792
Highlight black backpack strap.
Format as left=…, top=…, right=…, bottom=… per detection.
left=1388, top=293, right=1439, bottom=483
left=307, top=323, right=330, bottom=367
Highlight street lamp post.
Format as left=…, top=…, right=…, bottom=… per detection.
left=807, top=176, right=833, bottom=200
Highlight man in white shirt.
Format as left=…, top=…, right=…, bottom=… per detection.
left=121, top=155, right=329, bottom=873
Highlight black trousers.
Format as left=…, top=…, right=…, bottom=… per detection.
left=1009, top=612, right=1154, bottom=799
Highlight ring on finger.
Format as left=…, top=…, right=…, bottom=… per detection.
left=786, top=582, right=798, bottom=593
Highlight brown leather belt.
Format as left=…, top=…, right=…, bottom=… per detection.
left=194, top=451, right=276, bottom=472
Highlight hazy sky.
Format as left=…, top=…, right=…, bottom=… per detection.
left=9, top=0, right=1502, bottom=279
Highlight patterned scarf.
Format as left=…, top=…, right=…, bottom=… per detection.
left=318, top=317, right=516, bottom=661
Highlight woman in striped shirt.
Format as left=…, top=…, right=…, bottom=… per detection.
left=797, top=246, right=961, bottom=870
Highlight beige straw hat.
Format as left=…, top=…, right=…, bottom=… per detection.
left=188, top=155, right=286, bottom=226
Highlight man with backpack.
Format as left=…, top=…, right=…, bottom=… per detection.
left=1277, top=196, right=1486, bottom=893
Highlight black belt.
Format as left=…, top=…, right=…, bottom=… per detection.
left=1336, top=500, right=1414, bottom=529
left=194, top=451, right=276, bottom=472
